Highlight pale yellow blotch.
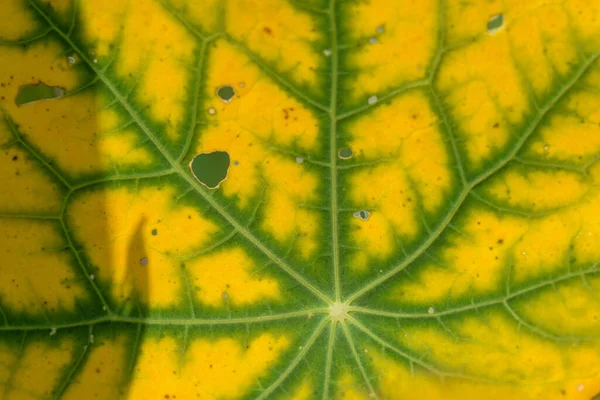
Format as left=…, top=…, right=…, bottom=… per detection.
left=516, top=277, right=600, bottom=338
left=168, top=0, right=222, bottom=33
left=392, top=210, right=528, bottom=303
left=0, top=218, right=87, bottom=312
left=336, top=372, right=369, bottom=400
left=0, top=41, right=79, bottom=106
left=1, top=338, right=74, bottom=400
left=446, top=81, right=511, bottom=165
left=0, top=116, right=11, bottom=145
left=11, top=92, right=153, bottom=175
left=286, top=379, right=313, bottom=400
left=508, top=4, right=578, bottom=99
left=484, top=169, right=590, bottom=213
left=527, top=89, right=600, bottom=165
left=349, top=211, right=393, bottom=272
left=128, top=333, right=290, bottom=399
left=445, top=0, right=502, bottom=44
left=227, top=0, right=322, bottom=88
left=108, top=0, right=195, bottom=139
left=344, top=0, right=437, bottom=103
left=0, top=0, right=38, bottom=40
left=186, top=248, right=280, bottom=307
left=63, top=336, right=128, bottom=400
left=200, top=40, right=320, bottom=156
left=400, top=311, right=600, bottom=384
left=0, top=144, right=63, bottom=214
left=260, top=157, right=319, bottom=257
left=564, top=0, right=600, bottom=52
left=447, top=0, right=581, bottom=98
left=96, top=105, right=154, bottom=166
left=68, top=185, right=219, bottom=307
left=196, top=40, right=321, bottom=256
left=346, top=93, right=451, bottom=269
left=348, top=91, right=451, bottom=211
left=512, top=211, right=581, bottom=283
left=368, top=344, right=600, bottom=400
left=478, top=169, right=600, bottom=285
left=0, top=343, right=15, bottom=386
left=571, top=174, right=600, bottom=266
left=41, top=0, right=73, bottom=22
left=99, top=133, right=154, bottom=165
left=0, top=43, right=153, bottom=176
left=437, top=36, right=528, bottom=167
left=79, top=0, right=127, bottom=57
left=350, top=166, right=417, bottom=260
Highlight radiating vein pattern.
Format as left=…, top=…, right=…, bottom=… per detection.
left=1, top=0, right=600, bottom=399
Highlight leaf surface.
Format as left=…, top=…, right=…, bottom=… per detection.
left=1, top=0, right=600, bottom=399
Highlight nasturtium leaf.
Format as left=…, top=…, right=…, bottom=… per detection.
left=2, top=0, right=600, bottom=399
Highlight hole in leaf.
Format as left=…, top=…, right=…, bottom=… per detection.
left=15, top=82, right=65, bottom=106
left=338, top=147, right=353, bottom=159
left=216, top=85, right=235, bottom=103
left=487, top=13, right=504, bottom=34
left=189, top=151, right=231, bottom=189
left=151, top=229, right=158, bottom=236
left=140, top=257, right=149, bottom=266
left=353, top=210, right=370, bottom=220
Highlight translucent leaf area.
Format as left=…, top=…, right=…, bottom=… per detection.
left=1, top=0, right=600, bottom=399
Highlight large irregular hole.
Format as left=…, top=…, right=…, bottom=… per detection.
left=487, top=13, right=504, bottom=34
left=15, top=82, right=65, bottom=106
left=189, top=151, right=231, bottom=189
left=216, top=85, right=235, bottom=103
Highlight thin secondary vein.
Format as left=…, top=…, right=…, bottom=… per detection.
left=349, top=263, right=600, bottom=319
left=256, top=318, right=329, bottom=400
left=0, top=309, right=328, bottom=331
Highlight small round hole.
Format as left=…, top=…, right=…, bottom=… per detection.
left=338, top=147, right=353, bottom=160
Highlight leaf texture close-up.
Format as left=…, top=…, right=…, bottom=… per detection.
left=1, top=0, right=600, bottom=399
